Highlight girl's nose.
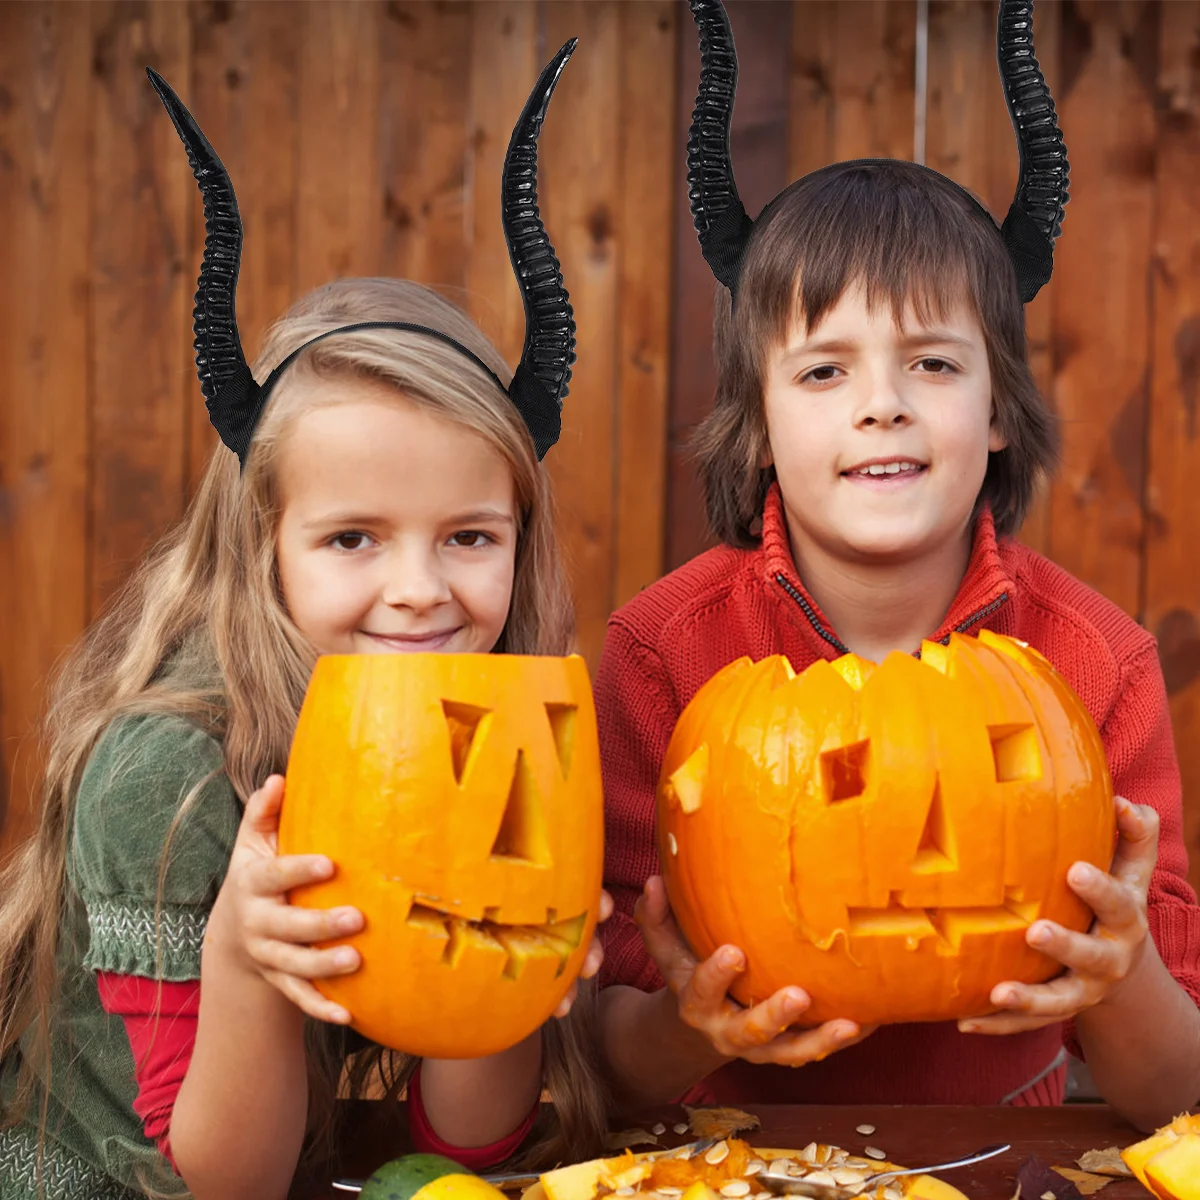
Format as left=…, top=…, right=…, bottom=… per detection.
left=380, top=548, right=452, bottom=611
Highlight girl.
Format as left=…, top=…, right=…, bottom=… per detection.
left=596, top=0, right=1200, bottom=1131
left=0, top=46, right=610, bottom=1200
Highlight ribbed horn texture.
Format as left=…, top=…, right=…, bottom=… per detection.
left=146, top=69, right=261, bottom=463
left=502, top=38, right=577, bottom=461
left=996, top=0, right=1069, bottom=302
left=686, top=0, right=753, bottom=294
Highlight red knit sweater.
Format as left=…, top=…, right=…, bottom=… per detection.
left=596, top=483, right=1200, bottom=1105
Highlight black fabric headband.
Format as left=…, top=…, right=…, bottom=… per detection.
left=147, top=39, right=578, bottom=469
left=687, top=0, right=1069, bottom=304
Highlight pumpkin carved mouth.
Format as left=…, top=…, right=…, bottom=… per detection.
left=403, top=900, right=587, bottom=981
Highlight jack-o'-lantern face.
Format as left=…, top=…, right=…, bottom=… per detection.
left=658, top=630, right=1116, bottom=1026
left=279, top=653, right=604, bottom=1058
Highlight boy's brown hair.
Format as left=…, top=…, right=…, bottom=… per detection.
left=693, top=159, right=1060, bottom=546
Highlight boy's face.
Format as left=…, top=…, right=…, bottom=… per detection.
left=762, top=279, right=1005, bottom=567
left=275, top=378, right=517, bottom=658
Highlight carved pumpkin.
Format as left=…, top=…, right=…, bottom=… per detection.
left=658, top=630, right=1116, bottom=1026
left=279, top=653, right=604, bottom=1058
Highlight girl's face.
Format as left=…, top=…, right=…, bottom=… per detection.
left=275, top=377, right=518, bottom=657
left=762, top=280, right=1005, bottom=565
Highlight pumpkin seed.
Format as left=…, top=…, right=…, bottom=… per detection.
left=831, top=1168, right=867, bottom=1186
left=802, top=1172, right=837, bottom=1188
left=864, top=1147, right=887, bottom=1161
left=652, top=1124, right=666, bottom=1136
left=884, top=1189, right=904, bottom=1200
left=704, top=1142, right=730, bottom=1165
left=668, top=833, right=678, bottom=856
left=658, top=1189, right=684, bottom=1196
left=855, top=1125, right=876, bottom=1137
left=615, top=1189, right=636, bottom=1196
left=719, top=1184, right=751, bottom=1197
left=798, top=1144, right=819, bottom=1164
left=744, top=1162, right=765, bottom=1176
left=674, top=1124, right=689, bottom=1135
left=765, top=1160, right=792, bottom=1178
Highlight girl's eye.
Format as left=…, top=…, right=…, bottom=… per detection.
left=799, top=365, right=842, bottom=385
left=330, top=531, right=373, bottom=552
left=449, top=530, right=493, bottom=548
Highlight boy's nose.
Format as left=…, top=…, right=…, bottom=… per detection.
left=855, top=376, right=912, bottom=427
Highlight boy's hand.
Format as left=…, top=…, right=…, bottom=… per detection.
left=211, top=774, right=364, bottom=1025
left=553, top=889, right=615, bottom=1017
left=960, top=796, right=1157, bottom=1036
left=636, top=876, right=873, bottom=1065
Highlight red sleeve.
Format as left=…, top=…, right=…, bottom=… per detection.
left=96, top=971, right=200, bottom=1172
left=595, top=618, right=679, bottom=993
left=1064, top=642, right=1200, bottom=1058
left=406, top=1064, right=539, bottom=1169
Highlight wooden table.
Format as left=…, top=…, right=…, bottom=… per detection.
left=293, top=1102, right=1156, bottom=1200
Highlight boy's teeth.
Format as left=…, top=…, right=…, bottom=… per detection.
left=856, top=461, right=920, bottom=475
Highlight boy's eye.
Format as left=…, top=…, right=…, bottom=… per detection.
left=915, top=357, right=955, bottom=374
left=330, top=531, right=373, bottom=551
left=449, top=530, right=493, bottom=548
left=799, top=365, right=842, bottom=385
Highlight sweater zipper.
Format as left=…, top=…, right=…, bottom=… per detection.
left=774, top=572, right=1010, bottom=658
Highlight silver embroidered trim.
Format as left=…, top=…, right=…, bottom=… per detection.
left=0, top=1123, right=141, bottom=1200
left=82, top=897, right=208, bottom=977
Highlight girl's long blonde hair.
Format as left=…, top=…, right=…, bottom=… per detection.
left=0, top=278, right=608, bottom=1177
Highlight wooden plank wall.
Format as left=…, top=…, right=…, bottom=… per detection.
left=3, top=0, right=1200, bottom=899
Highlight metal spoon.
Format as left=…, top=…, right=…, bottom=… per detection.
left=331, top=1137, right=722, bottom=1194
left=755, top=1143, right=1010, bottom=1199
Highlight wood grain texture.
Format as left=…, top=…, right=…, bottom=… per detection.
left=0, top=1, right=92, bottom=855
left=1144, top=0, right=1200, bottom=896
left=1047, top=0, right=1158, bottom=618
left=88, top=1, right=192, bottom=613
left=613, top=0, right=676, bottom=609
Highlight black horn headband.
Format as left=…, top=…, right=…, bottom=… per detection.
left=687, top=0, right=1069, bottom=304
left=147, top=39, right=577, bottom=468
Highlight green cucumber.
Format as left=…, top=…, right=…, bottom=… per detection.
left=360, top=1153, right=470, bottom=1200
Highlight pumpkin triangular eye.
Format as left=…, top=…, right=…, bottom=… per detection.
left=442, top=700, right=490, bottom=783
left=821, top=738, right=869, bottom=803
left=544, top=703, right=576, bottom=776
left=490, top=750, right=551, bottom=866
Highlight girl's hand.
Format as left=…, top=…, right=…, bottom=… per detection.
left=636, top=876, right=873, bottom=1065
left=553, top=889, right=615, bottom=1017
left=960, top=796, right=1158, bottom=1036
left=213, top=774, right=365, bottom=1025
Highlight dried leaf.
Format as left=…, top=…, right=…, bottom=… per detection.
left=1016, top=1156, right=1083, bottom=1200
left=684, top=1107, right=762, bottom=1140
left=1051, top=1168, right=1113, bottom=1196
left=605, top=1129, right=660, bottom=1150
left=1074, top=1148, right=1133, bottom=1179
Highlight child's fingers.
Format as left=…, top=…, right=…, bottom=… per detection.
left=725, top=986, right=813, bottom=1049
left=635, top=878, right=701, bottom=995
left=250, top=903, right=363, bottom=946
left=579, top=935, right=605, bottom=980
left=1025, top=920, right=1121, bottom=980
left=743, top=1019, right=869, bottom=1068
left=984, top=970, right=1093, bottom=1020
left=554, top=982, right=578, bottom=1019
left=247, top=937, right=361, bottom=981
left=598, top=890, right=615, bottom=922
left=678, top=945, right=743, bottom=1023
left=266, top=971, right=353, bottom=1025
left=242, top=775, right=286, bottom=835
left=242, top=852, right=333, bottom=898
left=1108, top=798, right=1159, bottom=895
left=958, top=1009, right=1062, bottom=1036
left=1066, top=860, right=1149, bottom=940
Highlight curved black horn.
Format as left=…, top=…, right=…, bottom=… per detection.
left=687, top=0, right=753, bottom=294
left=147, top=68, right=261, bottom=465
left=502, top=39, right=577, bottom=462
left=996, top=0, right=1069, bottom=302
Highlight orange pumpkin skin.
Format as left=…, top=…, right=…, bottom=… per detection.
left=658, top=630, right=1116, bottom=1027
left=278, top=653, right=604, bottom=1059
